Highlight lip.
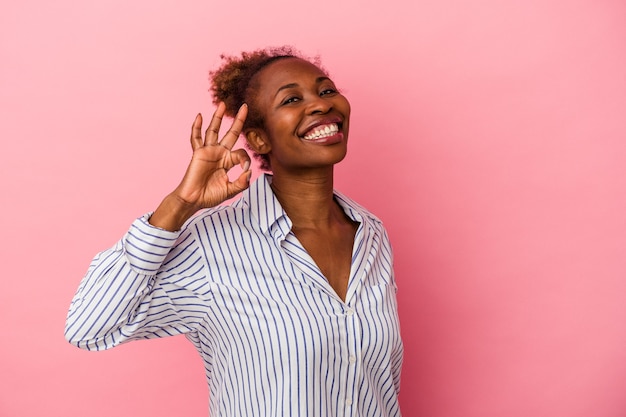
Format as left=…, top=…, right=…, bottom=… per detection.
left=298, top=117, right=343, bottom=138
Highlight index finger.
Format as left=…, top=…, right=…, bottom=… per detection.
left=219, top=103, right=248, bottom=150
left=190, top=113, right=204, bottom=151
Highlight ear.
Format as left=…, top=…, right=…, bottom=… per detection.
left=245, top=129, right=271, bottom=154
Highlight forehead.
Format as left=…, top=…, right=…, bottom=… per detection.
left=255, top=57, right=329, bottom=90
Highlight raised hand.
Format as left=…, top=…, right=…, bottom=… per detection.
left=149, top=102, right=252, bottom=231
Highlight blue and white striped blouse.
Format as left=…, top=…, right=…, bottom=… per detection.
left=65, top=173, right=403, bottom=417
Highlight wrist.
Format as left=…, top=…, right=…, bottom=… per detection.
left=149, top=193, right=199, bottom=232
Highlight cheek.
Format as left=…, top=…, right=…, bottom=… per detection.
left=267, top=113, right=298, bottom=139
left=339, top=96, right=351, bottom=118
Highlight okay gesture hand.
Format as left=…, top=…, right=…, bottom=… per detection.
left=150, top=102, right=252, bottom=231
left=178, top=102, right=251, bottom=209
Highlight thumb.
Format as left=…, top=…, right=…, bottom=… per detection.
left=227, top=170, right=252, bottom=198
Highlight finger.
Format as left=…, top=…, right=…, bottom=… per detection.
left=227, top=169, right=252, bottom=198
left=190, top=113, right=203, bottom=151
left=205, top=102, right=226, bottom=146
left=219, top=103, right=248, bottom=150
left=228, top=148, right=252, bottom=172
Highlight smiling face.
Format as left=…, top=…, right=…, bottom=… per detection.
left=245, top=57, right=351, bottom=173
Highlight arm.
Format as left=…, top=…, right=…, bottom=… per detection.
left=65, top=103, right=251, bottom=350
left=65, top=216, right=191, bottom=350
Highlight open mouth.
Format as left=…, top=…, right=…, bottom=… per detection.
left=302, top=123, right=341, bottom=141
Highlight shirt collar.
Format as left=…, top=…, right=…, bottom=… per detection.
left=241, top=173, right=382, bottom=236
left=242, top=173, right=291, bottom=236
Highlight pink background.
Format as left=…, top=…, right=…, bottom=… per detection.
left=1, top=0, right=625, bottom=416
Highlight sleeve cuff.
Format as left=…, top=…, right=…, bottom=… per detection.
left=122, top=213, right=182, bottom=274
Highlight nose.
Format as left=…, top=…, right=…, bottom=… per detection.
left=306, top=94, right=332, bottom=115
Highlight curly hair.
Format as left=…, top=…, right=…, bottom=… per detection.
left=209, top=46, right=324, bottom=170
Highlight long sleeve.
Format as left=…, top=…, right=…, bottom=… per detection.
left=65, top=214, right=211, bottom=351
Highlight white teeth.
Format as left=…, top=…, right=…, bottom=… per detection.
left=303, top=123, right=339, bottom=140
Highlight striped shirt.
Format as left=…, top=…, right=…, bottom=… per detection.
left=65, top=173, right=403, bottom=417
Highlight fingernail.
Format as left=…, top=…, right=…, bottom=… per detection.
left=243, top=161, right=250, bottom=172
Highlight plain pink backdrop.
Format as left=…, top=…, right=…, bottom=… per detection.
left=2, top=0, right=626, bottom=416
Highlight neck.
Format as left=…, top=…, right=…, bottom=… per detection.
left=269, top=167, right=340, bottom=229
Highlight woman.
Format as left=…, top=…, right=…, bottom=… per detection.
left=65, top=46, right=403, bottom=416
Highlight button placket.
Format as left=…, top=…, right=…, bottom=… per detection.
left=342, top=304, right=360, bottom=417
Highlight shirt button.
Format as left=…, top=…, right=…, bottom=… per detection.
left=349, top=355, right=356, bottom=363
left=346, top=399, right=353, bottom=406
left=346, top=308, right=354, bottom=316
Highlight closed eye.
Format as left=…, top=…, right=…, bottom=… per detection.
left=281, top=96, right=301, bottom=105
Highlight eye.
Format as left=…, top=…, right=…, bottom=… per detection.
left=281, top=96, right=301, bottom=105
left=320, top=88, right=337, bottom=96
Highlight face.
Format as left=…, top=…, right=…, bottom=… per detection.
left=247, top=58, right=351, bottom=173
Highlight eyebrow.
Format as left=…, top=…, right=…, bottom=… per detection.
left=274, top=77, right=332, bottom=97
